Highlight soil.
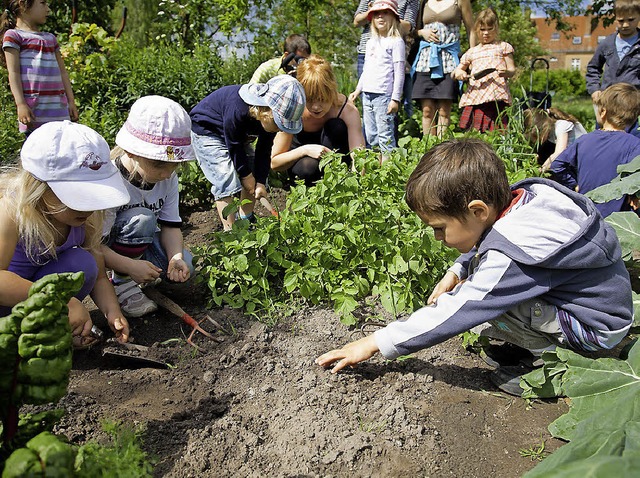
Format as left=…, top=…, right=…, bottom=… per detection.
left=56, top=192, right=572, bottom=477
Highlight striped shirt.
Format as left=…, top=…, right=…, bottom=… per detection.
left=2, top=29, right=70, bottom=133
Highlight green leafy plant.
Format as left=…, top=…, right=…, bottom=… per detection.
left=196, top=128, right=538, bottom=325
left=0, top=274, right=153, bottom=476
left=520, top=340, right=640, bottom=477
left=519, top=438, right=548, bottom=462
left=196, top=147, right=457, bottom=325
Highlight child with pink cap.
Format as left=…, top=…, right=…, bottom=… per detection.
left=0, top=121, right=131, bottom=347
left=102, top=96, right=197, bottom=318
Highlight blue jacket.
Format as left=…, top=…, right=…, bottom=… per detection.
left=586, top=30, right=640, bottom=94
left=374, top=179, right=632, bottom=358
left=551, top=130, right=640, bottom=217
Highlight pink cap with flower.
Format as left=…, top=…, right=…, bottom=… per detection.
left=367, top=0, right=399, bottom=21
left=116, top=96, right=195, bottom=162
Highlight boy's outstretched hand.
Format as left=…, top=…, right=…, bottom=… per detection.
left=316, top=335, right=379, bottom=373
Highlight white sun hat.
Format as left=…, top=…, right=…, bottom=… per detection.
left=115, top=95, right=195, bottom=162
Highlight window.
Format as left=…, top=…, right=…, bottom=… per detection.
left=598, top=35, right=606, bottom=43
left=571, top=58, right=581, bottom=70
left=551, top=32, right=560, bottom=40
left=572, top=36, right=582, bottom=45
left=550, top=57, right=558, bottom=62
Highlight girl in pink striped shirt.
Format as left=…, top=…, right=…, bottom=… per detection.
left=1, top=1, right=77, bottom=135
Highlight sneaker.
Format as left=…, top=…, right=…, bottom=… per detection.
left=114, top=280, right=158, bottom=318
left=489, top=365, right=534, bottom=396
left=479, top=342, right=535, bottom=369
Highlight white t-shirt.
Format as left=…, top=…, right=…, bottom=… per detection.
left=549, top=119, right=587, bottom=146
left=103, top=167, right=182, bottom=235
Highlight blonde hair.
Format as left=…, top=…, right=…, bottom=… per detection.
left=111, top=146, right=179, bottom=187
left=371, top=10, right=402, bottom=38
left=248, top=105, right=274, bottom=123
left=475, top=8, right=500, bottom=38
left=295, top=55, right=340, bottom=107
left=0, top=169, right=103, bottom=263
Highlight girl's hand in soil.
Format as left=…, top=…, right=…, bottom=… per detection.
left=107, top=313, right=129, bottom=344
left=167, top=255, right=190, bottom=282
left=128, top=259, right=162, bottom=285
left=316, top=335, right=379, bottom=373
left=427, top=270, right=460, bottom=305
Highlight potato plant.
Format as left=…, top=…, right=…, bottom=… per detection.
left=195, top=132, right=539, bottom=325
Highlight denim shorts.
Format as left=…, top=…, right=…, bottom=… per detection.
left=108, top=207, right=195, bottom=279
left=191, top=131, right=242, bottom=200
left=362, top=92, right=396, bottom=153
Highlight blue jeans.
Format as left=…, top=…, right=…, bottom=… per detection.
left=362, top=92, right=396, bottom=154
left=108, top=207, right=195, bottom=279
left=191, top=131, right=243, bottom=200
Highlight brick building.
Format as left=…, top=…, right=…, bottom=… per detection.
left=532, top=16, right=617, bottom=72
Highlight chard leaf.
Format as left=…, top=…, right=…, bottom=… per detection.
left=548, top=344, right=640, bottom=441
left=605, top=212, right=640, bottom=261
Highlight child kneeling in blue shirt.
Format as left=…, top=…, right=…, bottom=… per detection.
left=317, top=138, right=633, bottom=395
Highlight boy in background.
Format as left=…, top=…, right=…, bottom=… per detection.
left=550, top=83, right=640, bottom=217
left=249, top=34, right=311, bottom=83
left=317, top=139, right=633, bottom=396
left=586, top=0, right=640, bottom=133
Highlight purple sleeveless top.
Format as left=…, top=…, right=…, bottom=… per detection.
left=9, top=226, right=85, bottom=278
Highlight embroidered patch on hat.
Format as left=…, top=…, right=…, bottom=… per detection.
left=80, top=152, right=107, bottom=171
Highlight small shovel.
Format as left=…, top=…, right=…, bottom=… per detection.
left=88, top=326, right=169, bottom=369
left=102, top=341, right=169, bottom=370
left=472, top=67, right=497, bottom=80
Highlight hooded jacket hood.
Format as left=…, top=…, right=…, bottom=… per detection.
left=479, top=178, right=622, bottom=270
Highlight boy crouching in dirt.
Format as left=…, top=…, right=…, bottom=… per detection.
left=316, top=138, right=633, bottom=396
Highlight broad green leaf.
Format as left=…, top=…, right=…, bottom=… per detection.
left=634, top=291, right=640, bottom=328
left=617, top=154, right=640, bottom=175
left=549, top=343, right=640, bottom=441
left=234, top=254, right=248, bottom=273
left=586, top=171, right=640, bottom=203
left=605, top=212, right=640, bottom=261
left=526, top=453, right=640, bottom=478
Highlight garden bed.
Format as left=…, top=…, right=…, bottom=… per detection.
left=58, top=202, right=569, bottom=477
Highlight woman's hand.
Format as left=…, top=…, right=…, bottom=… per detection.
left=316, top=335, right=380, bottom=373
left=348, top=90, right=360, bottom=104
left=304, top=144, right=331, bottom=159
left=419, top=28, right=440, bottom=43
left=427, top=271, right=460, bottom=305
